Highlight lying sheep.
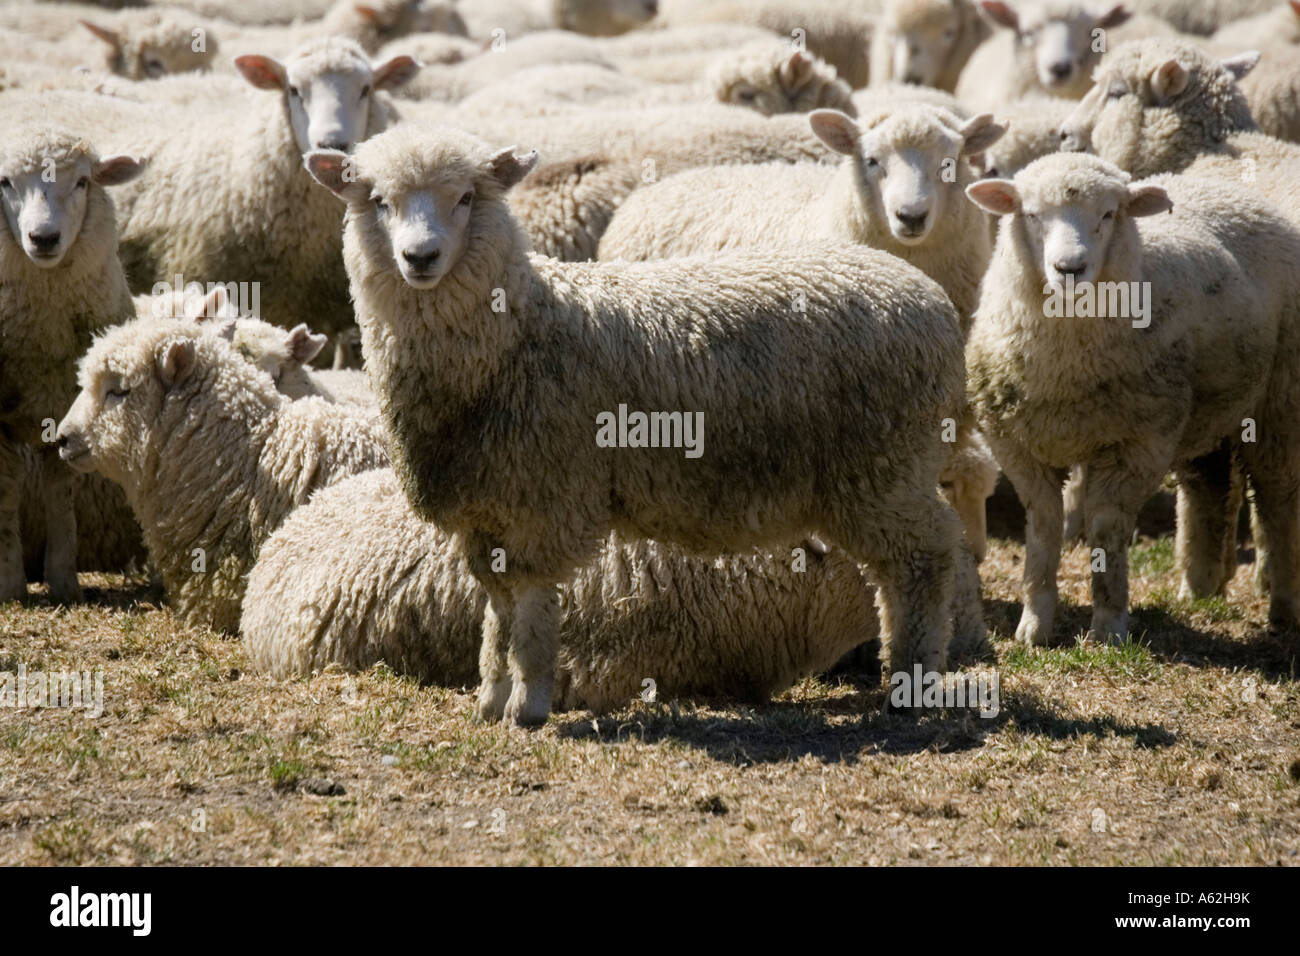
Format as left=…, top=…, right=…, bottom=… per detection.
left=11, top=38, right=417, bottom=344
left=243, top=469, right=885, bottom=710
left=0, top=127, right=144, bottom=602
left=597, top=104, right=1003, bottom=559
left=307, top=125, right=968, bottom=725
left=1214, top=0, right=1300, bottom=46
left=954, top=0, right=1172, bottom=112
left=55, top=319, right=389, bottom=633
left=965, top=152, right=1300, bottom=644
left=870, top=0, right=991, bottom=92
left=659, top=0, right=877, bottom=88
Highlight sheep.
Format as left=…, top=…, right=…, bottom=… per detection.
left=0, top=126, right=144, bottom=602
left=76, top=11, right=220, bottom=78
left=1121, top=0, right=1280, bottom=36
left=319, top=0, right=469, bottom=53
left=969, top=95, right=1075, bottom=179
left=851, top=81, right=970, bottom=118
left=375, top=31, right=482, bottom=67
left=305, top=125, right=969, bottom=725
left=658, top=0, right=878, bottom=88
left=7, top=38, right=419, bottom=345
left=54, top=318, right=389, bottom=633
left=1214, top=0, right=1300, bottom=47
left=1212, top=41, right=1300, bottom=143
left=463, top=0, right=659, bottom=39
left=954, top=1, right=1177, bottom=113
left=870, top=0, right=991, bottom=92
left=161, top=0, right=338, bottom=26
left=242, top=468, right=886, bottom=709
left=707, top=42, right=857, bottom=115
left=508, top=154, right=643, bottom=260
left=600, top=24, right=786, bottom=84
left=965, top=152, right=1300, bottom=644
left=596, top=105, right=1003, bottom=559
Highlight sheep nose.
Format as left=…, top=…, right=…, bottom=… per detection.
left=895, top=209, right=928, bottom=231
left=902, top=73, right=922, bottom=85
left=317, top=138, right=352, bottom=152
left=28, top=230, right=59, bottom=252
left=1055, top=261, right=1087, bottom=279
left=1048, top=61, right=1073, bottom=81
left=403, top=248, right=441, bottom=271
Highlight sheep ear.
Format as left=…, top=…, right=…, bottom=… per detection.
left=487, top=146, right=539, bottom=190
left=157, top=339, right=197, bottom=388
left=79, top=19, right=121, bottom=51
left=286, top=324, right=327, bottom=364
left=780, top=50, right=814, bottom=89
left=1149, top=58, right=1189, bottom=103
left=234, top=54, right=287, bottom=90
left=809, top=109, right=858, bottom=155
left=1095, top=3, right=1130, bottom=29
left=186, top=286, right=229, bottom=322
left=960, top=113, right=1007, bottom=156
left=354, top=4, right=384, bottom=24
left=965, top=179, right=1019, bottom=215
left=1220, top=51, right=1260, bottom=81
left=1126, top=184, right=1172, bottom=217
left=92, top=154, right=146, bottom=186
left=372, top=54, right=420, bottom=89
left=304, top=150, right=368, bottom=202
left=215, top=320, right=237, bottom=342
left=1292, top=0, right=1300, bottom=19
left=979, top=0, right=1019, bottom=30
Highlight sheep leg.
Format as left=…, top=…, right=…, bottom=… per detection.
left=1241, top=450, right=1300, bottom=632
left=996, top=445, right=1063, bottom=646
left=854, top=491, right=959, bottom=680
left=1061, top=464, right=1087, bottom=544
left=0, top=440, right=26, bottom=601
left=1175, top=441, right=1239, bottom=598
left=947, top=537, right=989, bottom=662
left=1083, top=456, right=1162, bottom=644
left=475, top=590, right=514, bottom=721
left=1248, top=483, right=1271, bottom=596
left=40, top=452, right=83, bottom=603
left=503, top=584, right=559, bottom=727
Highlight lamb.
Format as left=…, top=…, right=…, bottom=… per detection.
left=7, top=38, right=418, bottom=345
left=965, top=152, right=1300, bottom=644
left=243, top=469, right=887, bottom=709
left=658, top=0, right=878, bottom=88
left=597, top=105, right=1004, bottom=559
left=1214, top=0, right=1300, bottom=46
left=954, top=1, right=1175, bottom=113
left=0, top=127, right=144, bottom=602
left=870, top=0, right=991, bottom=92
left=305, top=125, right=969, bottom=725
left=54, top=319, right=389, bottom=633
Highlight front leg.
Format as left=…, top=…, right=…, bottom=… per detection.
left=0, top=441, right=26, bottom=602
left=475, top=589, right=514, bottom=722
left=504, top=584, right=560, bottom=727
left=988, top=438, right=1064, bottom=646
left=41, top=452, right=82, bottom=603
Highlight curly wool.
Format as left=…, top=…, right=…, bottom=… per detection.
left=870, top=0, right=990, bottom=92
left=508, top=154, right=642, bottom=261
left=70, top=320, right=389, bottom=632
left=243, top=469, right=880, bottom=710
left=1213, top=1, right=1300, bottom=46
left=707, top=41, right=856, bottom=115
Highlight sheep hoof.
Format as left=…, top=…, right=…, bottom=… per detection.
left=0, top=575, right=26, bottom=603
left=504, top=680, right=552, bottom=728
left=47, top=578, right=83, bottom=604
left=1087, top=612, right=1129, bottom=646
left=474, top=676, right=512, bottom=722
left=1014, top=612, right=1050, bottom=647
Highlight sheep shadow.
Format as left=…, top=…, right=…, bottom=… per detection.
left=553, top=677, right=1174, bottom=764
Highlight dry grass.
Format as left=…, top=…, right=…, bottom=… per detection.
left=1, top=536, right=1298, bottom=866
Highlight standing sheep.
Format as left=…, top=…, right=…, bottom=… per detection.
left=0, top=126, right=144, bottom=602
left=306, top=125, right=968, bottom=726
left=55, top=319, right=389, bottom=633
left=870, top=0, right=990, bottom=92
left=965, top=152, right=1300, bottom=644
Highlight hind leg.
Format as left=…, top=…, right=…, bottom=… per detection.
left=1242, top=442, right=1300, bottom=632
left=0, top=440, right=25, bottom=601
left=41, top=452, right=82, bottom=603
left=990, top=440, right=1064, bottom=647
left=475, top=588, right=514, bottom=722
left=1175, top=441, right=1239, bottom=599
left=503, top=583, right=560, bottom=727
left=1062, top=464, right=1087, bottom=544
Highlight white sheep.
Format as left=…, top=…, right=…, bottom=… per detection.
left=55, top=318, right=389, bottom=633
left=954, top=0, right=1173, bottom=112
left=508, top=154, right=643, bottom=260
left=597, top=105, right=1003, bottom=559
left=319, top=0, right=469, bottom=53
left=1210, top=40, right=1300, bottom=143
left=600, top=24, right=785, bottom=84
left=306, top=125, right=969, bottom=725
left=965, top=152, right=1300, bottom=644
left=243, top=468, right=889, bottom=710
left=1122, top=0, right=1279, bottom=36
left=1213, top=0, right=1300, bottom=46
left=870, top=0, right=991, bottom=92
left=463, top=0, right=659, bottom=39
left=0, top=126, right=144, bottom=602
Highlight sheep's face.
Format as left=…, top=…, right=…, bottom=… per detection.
left=229, top=322, right=326, bottom=398
left=0, top=152, right=143, bottom=268
left=981, top=1, right=1129, bottom=95
left=235, top=46, right=419, bottom=154
left=57, top=333, right=201, bottom=486
left=719, top=51, right=845, bottom=115
left=81, top=19, right=214, bottom=79
left=811, top=107, right=1005, bottom=245
left=306, top=137, right=539, bottom=290
left=966, top=153, right=1170, bottom=290
left=565, top=0, right=659, bottom=36
left=886, top=0, right=967, bottom=86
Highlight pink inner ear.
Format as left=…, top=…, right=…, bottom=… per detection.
left=235, top=55, right=284, bottom=90
left=967, top=181, right=1018, bottom=215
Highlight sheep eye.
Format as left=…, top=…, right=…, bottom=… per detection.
left=1108, top=83, right=1126, bottom=99
left=458, top=191, right=473, bottom=206
left=76, top=177, right=89, bottom=189
left=984, top=167, right=1000, bottom=179
left=288, top=85, right=300, bottom=98
left=106, top=386, right=129, bottom=400
left=865, top=157, right=880, bottom=169
left=0, top=177, right=10, bottom=189
left=360, top=84, right=371, bottom=98
left=1102, top=210, right=1114, bottom=221
left=373, top=196, right=389, bottom=211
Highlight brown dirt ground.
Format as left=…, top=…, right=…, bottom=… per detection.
left=0, top=531, right=1297, bottom=866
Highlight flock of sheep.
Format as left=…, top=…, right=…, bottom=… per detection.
left=1, top=0, right=1298, bottom=726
